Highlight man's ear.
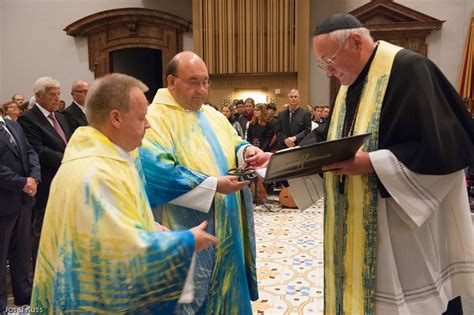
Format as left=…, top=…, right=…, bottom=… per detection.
left=167, top=75, right=176, bottom=89
left=109, top=109, right=121, bottom=128
left=350, top=33, right=363, bottom=49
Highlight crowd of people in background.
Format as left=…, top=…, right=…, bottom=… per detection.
left=1, top=91, right=331, bottom=140
left=219, top=90, right=331, bottom=153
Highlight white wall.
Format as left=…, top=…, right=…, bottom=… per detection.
left=309, top=0, right=474, bottom=105
left=183, top=32, right=194, bottom=52
left=309, top=0, right=347, bottom=106
left=0, top=0, right=192, bottom=104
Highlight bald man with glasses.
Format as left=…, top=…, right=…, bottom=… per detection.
left=63, top=80, right=89, bottom=133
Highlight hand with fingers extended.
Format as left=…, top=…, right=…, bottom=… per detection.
left=216, top=175, right=250, bottom=194
left=190, top=221, right=218, bottom=252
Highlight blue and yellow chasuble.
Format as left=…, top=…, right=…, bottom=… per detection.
left=324, top=41, right=401, bottom=315
left=138, top=88, right=258, bottom=314
left=31, top=127, right=195, bottom=314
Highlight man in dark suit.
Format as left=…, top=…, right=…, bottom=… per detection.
left=0, top=116, right=40, bottom=311
left=275, top=89, right=312, bottom=150
left=18, top=77, right=71, bottom=273
left=63, top=80, right=89, bottom=133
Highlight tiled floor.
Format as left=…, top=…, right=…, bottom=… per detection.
left=6, top=195, right=474, bottom=314
left=251, top=197, right=325, bottom=315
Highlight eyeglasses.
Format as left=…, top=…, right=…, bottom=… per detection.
left=73, top=90, right=88, bottom=94
left=174, top=76, right=210, bottom=89
left=318, top=44, right=343, bottom=70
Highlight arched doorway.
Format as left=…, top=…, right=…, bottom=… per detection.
left=64, top=8, right=191, bottom=87
left=109, top=48, right=163, bottom=102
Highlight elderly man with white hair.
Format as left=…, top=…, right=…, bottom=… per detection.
left=18, top=76, right=72, bottom=272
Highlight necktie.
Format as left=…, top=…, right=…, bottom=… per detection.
left=48, top=113, right=67, bottom=144
left=0, top=121, right=18, bottom=148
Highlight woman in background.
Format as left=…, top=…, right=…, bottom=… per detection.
left=3, top=101, right=21, bottom=121
left=238, top=97, right=255, bottom=137
left=246, top=103, right=274, bottom=152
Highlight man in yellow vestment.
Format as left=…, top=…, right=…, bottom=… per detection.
left=31, top=73, right=217, bottom=313
left=138, top=52, right=270, bottom=314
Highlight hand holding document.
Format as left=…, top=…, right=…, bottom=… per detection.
left=262, top=133, right=371, bottom=182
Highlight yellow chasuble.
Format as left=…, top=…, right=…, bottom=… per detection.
left=324, top=41, right=402, bottom=315
left=31, top=126, right=194, bottom=314
left=138, top=89, right=258, bottom=314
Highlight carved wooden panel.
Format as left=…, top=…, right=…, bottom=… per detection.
left=64, top=8, right=192, bottom=80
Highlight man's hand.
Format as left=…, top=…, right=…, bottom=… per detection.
left=245, top=152, right=273, bottom=168
left=190, top=221, right=218, bottom=252
left=284, top=136, right=296, bottom=148
left=154, top=222, right=170, bottom=232
left=321, top=152, right=374, bottom=175
left=216, top=176, right=250, bottom=194
left=23, top=177, right=37, bottom=197
left=243, top=145, right=263, bottom=159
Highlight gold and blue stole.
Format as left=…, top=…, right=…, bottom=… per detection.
left=324, top=41, right=402, bottom=315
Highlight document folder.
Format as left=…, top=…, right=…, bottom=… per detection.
left=263, top=133, right=371, bottom=182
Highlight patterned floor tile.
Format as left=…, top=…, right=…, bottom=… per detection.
left=252, top=198, right=324, bottom=314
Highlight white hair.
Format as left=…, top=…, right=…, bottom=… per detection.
left=329, top=27, right=374, bottom=47
left=33, top=77, right=61, bottom=95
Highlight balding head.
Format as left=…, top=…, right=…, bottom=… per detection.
left=167, top=51, right=206, bottom=77
left=166, top=51, right=209, bottom=111
left=71, top=80, right=90, bottom=106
